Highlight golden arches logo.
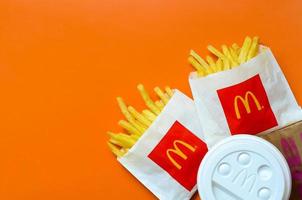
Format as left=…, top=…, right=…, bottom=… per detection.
left=166, top=140, right=196, bottom=170
left=234, top=91, right=263, bottom=119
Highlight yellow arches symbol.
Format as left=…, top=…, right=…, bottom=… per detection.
left=166, top=140, right=196, bottom=170
left=234, top=91, right=263, bottom=119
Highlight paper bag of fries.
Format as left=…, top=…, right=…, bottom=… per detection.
left=188, top=36, right=302, bottom=147
left=260, top=121, right=302, bottom=199
left=107, top=85, right=208, bottom=200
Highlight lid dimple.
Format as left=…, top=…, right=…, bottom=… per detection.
left=197, top=135, right=291, bottom=200
left=258, top=165, right=272, bottom=181
left=258, top=187, right=271, bottom=199
left=237, top=152, right=251, bottom=166
left=217, top=163, right=231, bottom=176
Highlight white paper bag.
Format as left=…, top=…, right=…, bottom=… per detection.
left=118, top=90, right=208, bottom=200
left=189, top=46, right=302, bottom=148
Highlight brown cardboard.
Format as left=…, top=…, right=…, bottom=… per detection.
left=260, top=121, right=302, bottom=200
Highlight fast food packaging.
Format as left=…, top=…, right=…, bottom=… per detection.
left=118, top=90, right=208, bottom=200
left=260, top=120, right=302, bottom=200
left=189, top=46, right=302, bottom=147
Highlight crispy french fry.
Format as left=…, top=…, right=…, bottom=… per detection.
left=197, top=70, right=206, bottom=77
left=190, top=50, right=210, bottom=68
left=120, top=148, right=129, bottom=155
left=108, top=132, right=136, bottom=148
left=136, top=120, right=147, bottom=129
left=216, top=58, right=223, bottom=71
left=238, top=36, right=252, bottom=64
left=232, top=43, right=240, bottom=51
left=164, top=93, right=170, bottom=100
left=206, top=56, right=217, bottom=72
left=118, top=120, right=141, bottom=136
left=128, top=106, right=152, bottom=127
left=130, top=134, right=140, bottom=141
left=222, top=45, right=239, bottom=67
left=131, top=120, right=145, bottom=133
left=108, top=137, right=120, bottom=146
left=108, top=142, right=124, bottom=157
left=207, top=45, right=225, bottom=59
left=116, top=97, right=145, bottom=133
left=142, top=109, right=157, bottom=122
left=165, top=86, right=174, bottom=98
left=190, top=50, right=214, bottom=74
left=155, top=100, right=164, bottom=110
left=116, top=97, right=133, bottom=121
left=222, top=58, right=231, bottom=70
left=247, top=36, right=259, bottom=60
left=109, top=139, right=122, bottom=148
left=232, top=43, right=241, bottom=56
left=154, top=87, right=169, bottom=104
left=188, top=56, right=207, bottom=76
left=137, top=84, right=161, bottom=115
left=230, top=47, right=239, bottom=64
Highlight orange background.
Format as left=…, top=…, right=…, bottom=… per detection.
left=0, top=0, right=302, bottom=199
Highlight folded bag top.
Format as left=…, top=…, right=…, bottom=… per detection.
left=189, top=46, right=302, bottom=148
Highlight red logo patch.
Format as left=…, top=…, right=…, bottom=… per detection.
left=148, top=121, right=208, bottom=191
left=217, top=74, right=278, bottom=135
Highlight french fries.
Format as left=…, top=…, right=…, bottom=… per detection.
left=107, top=85, right=174, bottom=157
left=189, top=36, right=260, bottom=77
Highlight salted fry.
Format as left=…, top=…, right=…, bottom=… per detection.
left=206, top=56, right=217, bottom=72
left=116, top=97, right=133, bottom=121
left=154, top=87, right=169, bottom=104
left=142, top=109, right=157, bottom=122
left=118, top=120, right=141, bottom=136
left=120, top=148, right=129, bottom=154
left=190, top=50, right=210, bottom=69
left=197, top=70, right=206, bottom=77
left=222, top=58, right=231, bottom=70
left=164, top=93, right=170, bottom=100
left=207, top=45, right=225, bottom=59
left=222, top=45, right=232, bottom=60
left=136, top=120, right=147, bottom=129
left=216, top=58, right=223, bottom=71
left=190, top=50, right=214, bottom=74
left=108, top=137, right=120, bottom=146
left=108, top=142, right=124, bottom=157
left=232, top=43, right=240, bottom=51
left=109, top=138, right=126, bottom=147
left=165, top=86, right=174, bottom=97
left=130, top=134, right=140, bottom=141
left=230, top=47, right=239, bottom=64
left=116, top=97, right=145, bottom=133
left=128, top=106, right=152, bottom=127
left=129, top=120, right=145, bottom=133
left=155, top=100, right=164, bottom=110
left=238, top=36, right=252, bottom=64
left=188, top=56, right=207, bottom=76
left=247, top=36, right=259, bottom=60
left=222, top=45, right=239, bottom=67
left=232, top=43, right=241, bottom=56
left=108, top=132, right=136, bottom=148
left=137, top=84, right=161, bottom=115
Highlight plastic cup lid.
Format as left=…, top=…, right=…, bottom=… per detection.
left=197, top=135, right=291, bottom=200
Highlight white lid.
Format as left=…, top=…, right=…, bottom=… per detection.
left=197, top=135, right=291, bottom=200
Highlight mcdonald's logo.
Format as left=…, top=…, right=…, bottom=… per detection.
left=166, top=140, right=196, bottom=170
left=217, top=74, right=277, bottom=135
left=148, top=121, right=208, bottom=191
left=234, top=91, right=263, bottom=119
